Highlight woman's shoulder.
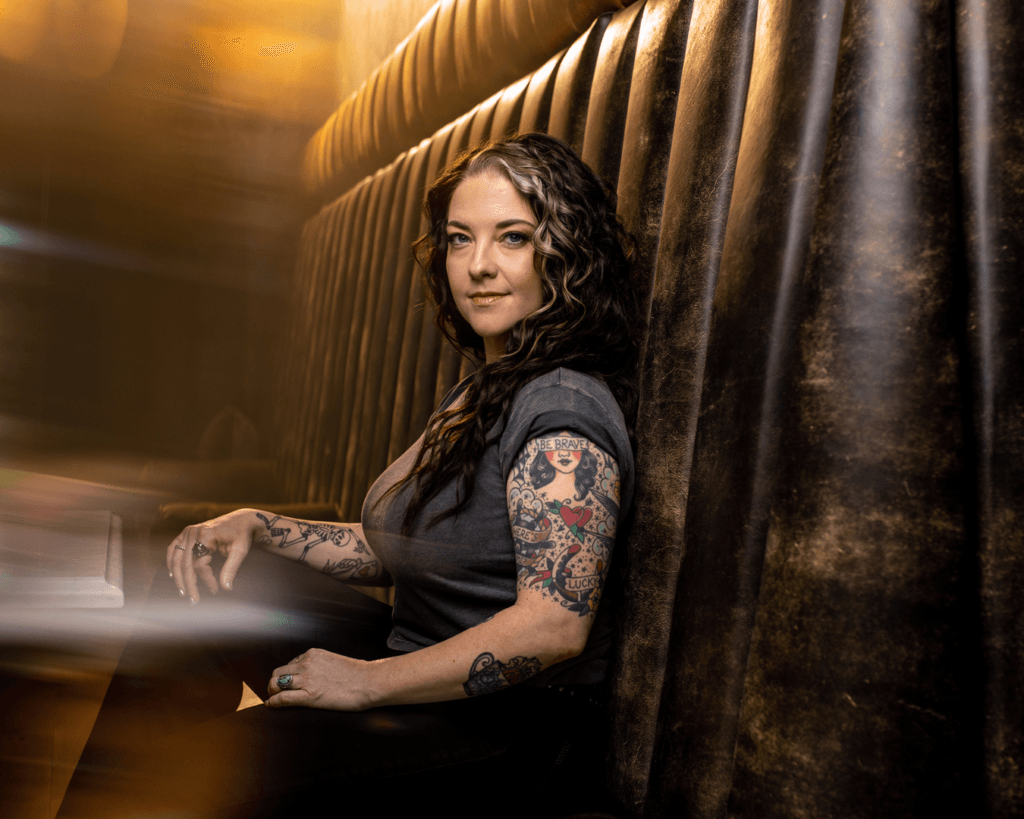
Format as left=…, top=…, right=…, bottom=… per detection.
left=505, top=368, right=630, bottom=453
left=503, top=367, right=635, bottom=507
left=512, top=368, right=622, bottom=418
left=514, top=367, right=614, bottom=399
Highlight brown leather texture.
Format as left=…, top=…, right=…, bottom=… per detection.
left=302, top=0, right=637, bottom=200
left=274, top=0, right=1024, bottom=816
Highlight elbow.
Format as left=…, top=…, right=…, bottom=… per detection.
left=546, top=627, right=589, bottom=666
left=509, top=604, right=593, bottom=667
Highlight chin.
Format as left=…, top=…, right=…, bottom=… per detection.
left=468, top=322, right=513, bottom=344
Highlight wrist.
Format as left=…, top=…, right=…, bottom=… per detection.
left=244, top=508, right=269, bottom=550
left=360, top=657, right=394, bottom=709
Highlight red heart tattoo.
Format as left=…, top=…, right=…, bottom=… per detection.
left=559, top=506, right=592, bottom=529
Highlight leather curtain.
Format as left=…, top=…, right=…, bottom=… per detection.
left=613, top=1, right=1024, bottom=817
left=277, top=0, right=1024, bottom=816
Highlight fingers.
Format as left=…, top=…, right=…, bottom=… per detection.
left=219, top=547, right=247, bottom=592
left=263, top=650, right=365, bottom=710
left=166, top=511, right=255, bottom=603
left=265, top=689, right=310, bottom=708
left=167, top=533, right=189, bottom=599
left=268, top=659, right=303, bottom=692
left=168, top=526, right=206, bottom=603
left=166, top=532, right=191, bottom=578
left=267, top=672, right=303, bottom=698
left=266, top=656, right=312, bottom=708
left=195, top=558, right=219, bottom=595
left=182, top=546, right=201, bottom=603
left=267, top=659, right=304, bottom=697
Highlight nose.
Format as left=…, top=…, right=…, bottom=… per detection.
left=469, top=241, right=497, bottom=279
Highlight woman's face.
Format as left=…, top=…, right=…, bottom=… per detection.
left=445, top=169, right=545, bottom=363
left=546, top=448, right=582, bottom=474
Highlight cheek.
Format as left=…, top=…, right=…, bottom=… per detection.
left=509, top=254, right=545, bottom=310
left=545, top=452, right=555, bottom=463
left=572, top=452, right=582, bottom=461
left=446, top=264, right=470, bottom=315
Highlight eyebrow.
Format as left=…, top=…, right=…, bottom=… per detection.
left=446, top=218, right=536, bottom=230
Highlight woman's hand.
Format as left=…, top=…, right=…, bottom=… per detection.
left=265, top=649, right=378, bottom=711
left=166, top=508, right=259, bottom=603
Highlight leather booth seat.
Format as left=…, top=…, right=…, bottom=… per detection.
left=162, top=1, right=1024, bottom=816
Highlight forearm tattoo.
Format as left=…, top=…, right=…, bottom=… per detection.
left=507, top=432, right=620, bottom=617
left=463, top=652, right=542, bottom=696
left=255, top=514, right=381, bottom=581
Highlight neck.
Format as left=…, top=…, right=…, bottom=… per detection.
left=483, top=334, right=508, bottom=364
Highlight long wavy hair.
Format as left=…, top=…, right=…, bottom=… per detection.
left=393, top=132, right=641, bottom=533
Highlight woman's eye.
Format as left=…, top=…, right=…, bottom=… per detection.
left=503, top=231, right=530, bottom=247
left=446, top=232, right=469, bottom=247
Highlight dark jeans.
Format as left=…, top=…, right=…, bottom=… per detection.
left=58, top=550, right=606, bottom=818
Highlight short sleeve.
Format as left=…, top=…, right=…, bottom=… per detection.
left=499, top=369, right=635, bottom=515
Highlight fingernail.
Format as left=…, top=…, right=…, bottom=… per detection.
left=189, top=597, right=197, bottom=605
left=178, top=588, right=185, bottom=597
left=169, top=571, right=173, bottom=578
left=225, top=582, right=232, bottom=591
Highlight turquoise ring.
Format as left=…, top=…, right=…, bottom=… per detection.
left=277, top=674, right=293, bottom=689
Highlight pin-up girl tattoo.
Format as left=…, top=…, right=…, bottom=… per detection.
left=507, top=431, right=621, bottom=617
left=528, top=436, right=599, bottom=500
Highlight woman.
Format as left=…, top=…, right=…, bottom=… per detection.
left=66, top=133, right=639, bottom=818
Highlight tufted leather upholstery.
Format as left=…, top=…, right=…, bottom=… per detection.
left=265, top=0, right=1024, bottom=816
left=302, top=0, right=637, bottom=201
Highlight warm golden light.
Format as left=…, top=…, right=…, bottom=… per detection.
left=191, top=21, right=336, bottom=121
left=53, top=0, right=128, bottom=78
left=0, top=0, right=50, bottom=63
left=0, top=0, right=127, bottom=77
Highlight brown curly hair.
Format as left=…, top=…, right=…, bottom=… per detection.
left=394, top=132, right=641, bottom=533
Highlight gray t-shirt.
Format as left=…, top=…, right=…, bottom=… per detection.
left=361, top=368, right=635, bottom=685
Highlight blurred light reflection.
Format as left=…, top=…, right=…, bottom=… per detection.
left=0, top=218, right=174, bottom=275
left=0, top=222, right=20, bottom=246
left=53, top=0, right=129, bottom=78
left=0, top=4, right=437, bottom=814
left=0, top=0, right=339, bottom=458
left=0, top=0, right=128, bottom=78
left=0, top=599, right=319, bottom=648
left=0, top=0, right=50, bottom=64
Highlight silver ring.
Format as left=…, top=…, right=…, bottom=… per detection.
left=174, top=544, right=187, bottom=552
left=192, top=542, right=212, bottom=559
left=277, top=674, right=293, bottom=690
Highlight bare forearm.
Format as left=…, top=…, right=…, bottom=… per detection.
left=364, top=604, right=586, bottom=706
left=250, top=509, right=391, bottom=586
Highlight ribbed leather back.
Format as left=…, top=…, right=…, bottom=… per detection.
left=302, top=0, right=638, bottom=200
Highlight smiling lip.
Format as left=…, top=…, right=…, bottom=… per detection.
left=469, top=293, right=507, bottom=306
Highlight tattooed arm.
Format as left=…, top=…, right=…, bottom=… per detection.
left=251, top=512, right=388, bottom=585
left=466, top=431, right=620, bottom=694
left=167, top=508, right=390, bottom=603
left=264, top=432, right=620, bottom=709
